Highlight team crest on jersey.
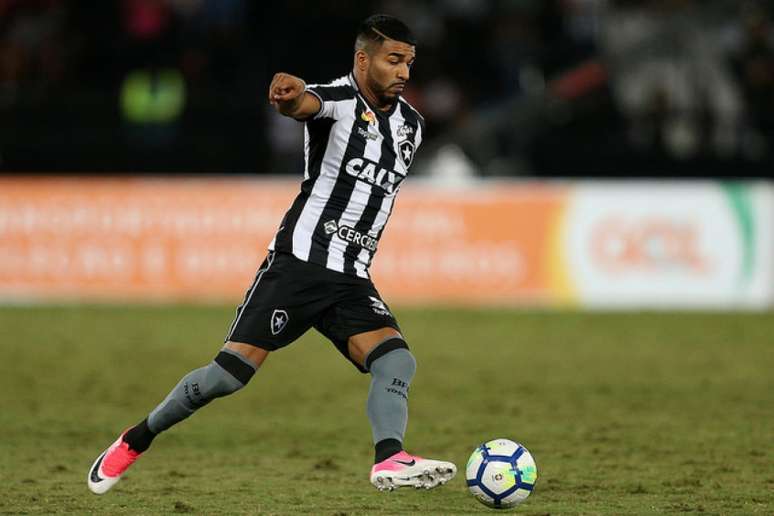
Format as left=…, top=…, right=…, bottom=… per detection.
left=399, top=140, right=415, bottom=168
left=270, top=309, right=289, bottom=336
left=369, top=296, right=391, bottom=317
left=361, top=110, right=376, bottom=125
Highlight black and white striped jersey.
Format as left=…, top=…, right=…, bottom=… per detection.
left=269, top=72, right=425, bottom=279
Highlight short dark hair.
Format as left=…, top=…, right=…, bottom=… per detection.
left=355, top=14, right=417, bottom=52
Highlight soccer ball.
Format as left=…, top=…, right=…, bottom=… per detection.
left=465, top=438, right=538, bottom=509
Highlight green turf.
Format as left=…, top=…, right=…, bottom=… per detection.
left=0, top=306, right=772, bottom=515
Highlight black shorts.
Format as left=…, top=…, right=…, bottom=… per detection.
left=225, top=251, right=401, bottom=373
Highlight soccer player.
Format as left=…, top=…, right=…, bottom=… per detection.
left=88, top=14, right=456, bottom=494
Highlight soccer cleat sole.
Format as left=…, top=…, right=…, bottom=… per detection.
left=371, top=463, right=457, bottom=492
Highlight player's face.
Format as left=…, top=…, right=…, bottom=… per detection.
left=366, top=40, right=416, bottom=104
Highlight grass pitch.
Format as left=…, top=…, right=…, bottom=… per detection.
left=0, top=306, right=772, bottom=515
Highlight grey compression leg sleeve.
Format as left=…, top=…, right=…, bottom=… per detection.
left=147, top=349, right=257, bottom=433
left=365, top=339, right=417, bottom=445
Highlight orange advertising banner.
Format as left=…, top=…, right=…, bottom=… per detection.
left=371, top=184, right=566, bottom=304
left=0, top=177, right=566, bottom=305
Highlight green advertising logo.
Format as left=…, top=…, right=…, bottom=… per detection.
left=722, top=183, right=755, bottom=287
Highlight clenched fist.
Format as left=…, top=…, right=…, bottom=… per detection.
left=269, top=73, right=305, bottom=110
left=268, top=72, right=322, bottom=119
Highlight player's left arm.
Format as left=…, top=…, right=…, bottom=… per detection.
left=268, top=72, right=321, bottom=120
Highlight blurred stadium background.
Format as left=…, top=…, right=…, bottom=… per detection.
left=2, top=2, right=774, bottom=514
left=2, top=0, right=774, bottom=177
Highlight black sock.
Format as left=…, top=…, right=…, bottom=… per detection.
left=122, top=418, right=157, bottom=453
left=374, top=438, right=403, bottom=463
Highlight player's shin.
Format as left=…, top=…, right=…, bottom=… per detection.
left=364, top=339, right=416, bottom=463
left=122, top=349, right=257, bottom=452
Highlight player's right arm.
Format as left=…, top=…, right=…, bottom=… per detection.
left=268, top=72, right=321, bottom=120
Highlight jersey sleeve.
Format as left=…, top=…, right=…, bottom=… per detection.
left=305, top=84, right=355, bottom=121
left=415, top=116, right=426, bottom=148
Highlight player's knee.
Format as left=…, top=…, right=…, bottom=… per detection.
left=390, top=348, right=416, bottom=381
left=182, top=351, right=257, bottom=407
left=366, top=338, right=416, bottom=383
left=199, top=364, right=244, bottom=400
left=209, top=350, right=257, bottom=395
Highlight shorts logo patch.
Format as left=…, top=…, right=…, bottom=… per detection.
left=369, top=296, right=391, bottom=317
left=270, top=309, right=289, bottom=335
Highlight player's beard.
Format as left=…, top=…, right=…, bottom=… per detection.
left=379, top=89, right=398, bottom=104
left=368, top=75, right=399, bottom=107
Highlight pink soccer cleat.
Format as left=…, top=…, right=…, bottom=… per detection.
left=370, top=450, right=457, bottom=491
left=87, top=431, right=142, bottom=494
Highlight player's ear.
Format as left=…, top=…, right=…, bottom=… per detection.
left=355, top=49, right=369, bottom=72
